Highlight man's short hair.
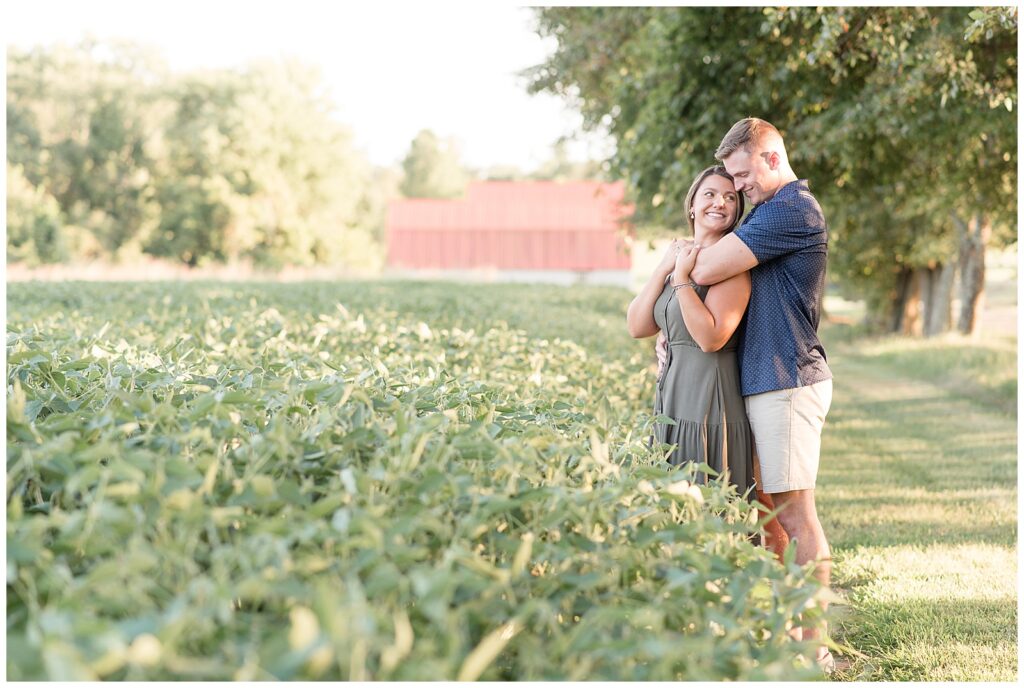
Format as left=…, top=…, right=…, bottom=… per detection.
left=715, top=117, right=782, bottom=160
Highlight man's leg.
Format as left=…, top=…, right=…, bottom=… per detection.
left=751, top=445, right=789, bottom=559
left=772, top=488, right=831, bottom=660
left=745, top=379, right=833, bottom=660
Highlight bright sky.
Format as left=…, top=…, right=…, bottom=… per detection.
left=6, top=0, right=614, bottom=172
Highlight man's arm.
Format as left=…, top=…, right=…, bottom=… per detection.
left=689, top=233, right=759, bottom=286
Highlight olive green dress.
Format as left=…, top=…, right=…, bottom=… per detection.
left=652, top=280, right=754, bottom=496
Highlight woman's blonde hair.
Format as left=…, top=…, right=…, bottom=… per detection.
left=683, top=166, right=745, bottom=234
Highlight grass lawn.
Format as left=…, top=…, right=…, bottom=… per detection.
left=818, top=321, right=1017, bottom=681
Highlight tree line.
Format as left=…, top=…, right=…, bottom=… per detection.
left=7, top=40, right=402, bottom=270
left=399, top=130, right=605, bottom=198
left=527, top=6, right=1017, bottom=335
left=6, top=40, right=603, bottom=272
left=9, top=11, right=1015, bottom=336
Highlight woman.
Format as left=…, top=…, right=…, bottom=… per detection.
left=627, top=166, right=788, bottom=554
left=626, top=167, right=788, bottom=555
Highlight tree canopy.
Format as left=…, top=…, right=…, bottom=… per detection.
left=528, top=7, right=1017, bottom=332
left=399, top=130, right=469, bottom=199
left=7, top=40, right=388, bottom=269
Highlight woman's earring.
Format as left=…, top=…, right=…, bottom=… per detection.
left=689, top=211, right=695, bottom=219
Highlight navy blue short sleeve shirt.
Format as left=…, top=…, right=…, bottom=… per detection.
left=734, top=179, right=832, bottom=396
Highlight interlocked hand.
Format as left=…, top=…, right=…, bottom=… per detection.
left=673, top=243, right=700, bottom=282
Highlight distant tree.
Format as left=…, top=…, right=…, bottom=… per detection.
left=6, top=163, right=67, bottom=265
left=399, top=129, right=468, bottom=198
left=531, top=140, right=605, bottom=181
left=150, top=60, right=374, bottom=267
left=7, top=41, right=386, bottom=270
left=351, top=165, right=402, bottom=243
left=479, top=144, right=604, bottom=182
left=6, top=39, right=167, bottom=260
left=484, top=164, right=527, bottom=181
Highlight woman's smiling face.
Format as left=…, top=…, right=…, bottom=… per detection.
left=691, top=174, right=739, bottom=234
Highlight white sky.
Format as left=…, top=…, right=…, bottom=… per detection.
left=5, top=0, right=614, bottom=172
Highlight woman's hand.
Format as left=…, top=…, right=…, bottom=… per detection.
left=673, top=244, right=700, bottom=284
left=657, top=239, right=696, bottom=278
left=656, top=240, right=682, bottom=276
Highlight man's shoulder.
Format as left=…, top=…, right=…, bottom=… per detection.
left=746, top=198, right=823, bottom=231
left=773, top=180, right=818, bottom=206
left=770, top=181, right=825, bottom=227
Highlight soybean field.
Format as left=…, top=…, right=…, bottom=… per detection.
left=7, top=281, right=827, bottom=681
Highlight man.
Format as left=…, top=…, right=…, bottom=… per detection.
left=688, top=117, right=835, bottom=672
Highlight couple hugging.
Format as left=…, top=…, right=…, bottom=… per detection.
left=626, top=117, right=835, bottom=673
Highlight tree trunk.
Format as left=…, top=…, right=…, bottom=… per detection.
left=954, top=213, right=991, bottom=336
left=923, top=262, right=956, bottom=337
left=890, top=266, right=923, bottom=336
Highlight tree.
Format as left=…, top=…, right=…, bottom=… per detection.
left=6, top=163, right=67, bottom=265
left=399, top=130, right=468, bottom=198
left=527, top=7, right=1017, bottom=335
left=531, top=140, right=605, bottom=181
left=150, top=60, right=374, bottom=267
left=762, top=7, right=1016, bottom=335
left=951, top=8, right=1017, bottom=333
left=7, top=39, right=167, bottom=261
left=8, top=40, right=384, bottom=270
left=357, top=165, right=403, bottom=244
left=483, top=164, right=527, bottom=181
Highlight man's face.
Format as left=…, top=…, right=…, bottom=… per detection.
left=722, top=148, right=776, bottom=205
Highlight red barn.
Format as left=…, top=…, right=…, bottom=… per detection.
left=386, top=180, right=633, bottom=271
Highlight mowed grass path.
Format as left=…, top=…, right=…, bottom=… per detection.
left=818, top=326, right=1017, bottom=681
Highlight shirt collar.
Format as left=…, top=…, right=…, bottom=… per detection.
left=768, top=179, right=808, bottom=204
left=745, top=180, right=809, bottom=217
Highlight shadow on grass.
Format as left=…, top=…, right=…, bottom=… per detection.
left=823, top=515, right=1016, bottom=550
left=834, top=596, right=1017, bottom=682
left=822, top=395, right=1016, bottom=493
left=816, top=309, right=1017, bottom=681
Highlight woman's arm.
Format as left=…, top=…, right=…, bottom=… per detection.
left=672, top=244, right=751, bottom=352
left=626, top=241, right=679, bottom=338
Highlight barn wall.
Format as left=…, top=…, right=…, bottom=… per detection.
left=387, top=228, right=630, bottom=270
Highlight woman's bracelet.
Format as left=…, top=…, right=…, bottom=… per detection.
left=671, top=280, right=699, bottom=292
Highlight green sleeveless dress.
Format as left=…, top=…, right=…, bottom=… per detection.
left=652, top=280, right=755, bottom=496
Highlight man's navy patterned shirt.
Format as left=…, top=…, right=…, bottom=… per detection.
left=734, top=179, right=832, bottom=396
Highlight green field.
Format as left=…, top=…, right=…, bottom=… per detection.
left=6, top=280, right=1017, bottom=680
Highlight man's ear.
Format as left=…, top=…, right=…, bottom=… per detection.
left=758, top=150, right=779, bottom=169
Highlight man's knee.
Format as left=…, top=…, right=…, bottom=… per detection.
left=775, top=508, right=809, bottom=538
left=772, top=490, right=817, bottom=534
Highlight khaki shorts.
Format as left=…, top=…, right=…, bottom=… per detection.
left=745, top=379, right=832, bottom=493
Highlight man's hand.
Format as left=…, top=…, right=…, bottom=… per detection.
left=655, top=330, right=668, bottom=376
